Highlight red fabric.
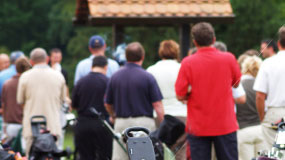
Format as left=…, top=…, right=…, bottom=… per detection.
left=175, top=47, right=241, bottom=136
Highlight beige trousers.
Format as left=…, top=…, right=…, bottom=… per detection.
left=237, top=125, right=265, bottom=160
left=24, top=136, right=33, bottom=158
left=261, top=107, right=285, bottom=150
left=112, top=117, right=156, bottom=160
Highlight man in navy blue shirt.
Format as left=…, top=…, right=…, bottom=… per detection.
left=72, top=56, right=112, bottom=160
left=105, top=42, right=164, bottom=160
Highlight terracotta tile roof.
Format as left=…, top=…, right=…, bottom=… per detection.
left=74, top=0, right=234, bottom=25
left=88, top=0, right=234, bottom=18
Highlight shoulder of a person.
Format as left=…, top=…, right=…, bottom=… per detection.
left=262, top=55, right=276, bottom=66
left=146, top=63, right=157, bottom=73
left=107, top=58, right=119, bottom=66
left=77, top=58, right=90, bottom=67
left=0, top=68, right=11, bottom=77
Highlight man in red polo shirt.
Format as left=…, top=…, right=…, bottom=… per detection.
left=175, top=22, right=241, bottom=160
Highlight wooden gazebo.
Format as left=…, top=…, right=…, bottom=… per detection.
left=74, top=0, right=235, bottom=57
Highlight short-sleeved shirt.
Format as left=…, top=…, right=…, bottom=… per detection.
left=105, top=63, right=163, bottom=118
left=253, top=51, right=285, bottom=107
left=175, top=47, right=241, bottom=136
left=1, top=75, right=23, bottom=124
left=72, top=72, right=109, bottom=118
left=17, top=64, right=66, bottom=138
left=147, top=60, right=187, bottom=117
left=74, top=55, right=119, bottom=85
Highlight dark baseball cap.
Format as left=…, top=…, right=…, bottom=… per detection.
left=89, top=35, right=105, bottom=49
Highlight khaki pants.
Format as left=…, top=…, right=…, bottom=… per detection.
left=261, top=107, right=285, bottom=150
left=238, top=125, right=265, bottom=160
left=112, top=117, right=156, bottom=160
left=24, top=136, right=34, bottom=157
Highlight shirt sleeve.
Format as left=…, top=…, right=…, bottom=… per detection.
left=74, top=63, right=82, bottom=85
left=232, top=84, right=245, bottom=98
left=253, top=63, right=268, bottom=94
left=105, top=78, right=114, bottom=104
left=175, top=60, right=191, bottom=97
left=149, top=76, right=163, bottom=103
left=17, top=76, right=26, bottom=105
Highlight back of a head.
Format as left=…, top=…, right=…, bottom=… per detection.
left=89, top=35, right=105, bottom=51
left=278, top=26, right=285, bottom=49
left=30, top=48, right=47, bottom=64
left=238, top=49, right=259, bottom=68
left=92, top=56, right=108, bottom=68
left=126, top=42, right=145, bottom=62
left=16, top=57, right=31, bottom=74
left=191, top=22, right=215, bottom=47
left=241, top=55, right=262, bottom=77
left=10, top=51, right=24, bottom=64
left=159, top=40, right=180, bottom=60
left=243, top=49, right=259, bottom=56
left=261, top=39, right=278, bottom=53
left=214, top=41, right=227, bottom=52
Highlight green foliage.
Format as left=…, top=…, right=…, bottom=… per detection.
left=0, top=0, right=56, bottom=54
left=215, top=0, right=285, bottom=56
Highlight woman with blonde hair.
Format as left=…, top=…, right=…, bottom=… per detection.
left=147, top=40, right=187, bottom=160
left=236, top=55, right=264, bottom=160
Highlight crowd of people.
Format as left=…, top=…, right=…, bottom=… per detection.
left=0, top=22, right=284, bottom=160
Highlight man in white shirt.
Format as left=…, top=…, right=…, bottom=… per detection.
left=254, top=26, right=285, bottom=150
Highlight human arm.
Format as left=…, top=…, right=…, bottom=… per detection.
left=256, top=91, right=266, bottom=121
left=175, top=60, right=191, bottom=102
left=152, top=101, right=164, bottom=123
left=235, top=95, right=246, bottom=104
left=232, top=85, right=246, bottom=104
left=105, top=103, right=116, bottom=124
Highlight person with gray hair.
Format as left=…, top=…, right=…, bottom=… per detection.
left=17, top=48, right=66, bottom=156
left=213, top=41, right=227, bottom=52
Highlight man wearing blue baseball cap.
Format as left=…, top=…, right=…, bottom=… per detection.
left=74, top=35, right=119, bottom=85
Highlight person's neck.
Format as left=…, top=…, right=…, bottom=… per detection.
left=129, top=61, right=143, bottom=66
left=91, top=51, right=104, bottom=56
left=51, top=62, right=59, bottom=67
left=196, top=45, right=212, bottom=49
left=33, top=62, right=47, bottom=66
left=91, top=67, right=106, bottom=75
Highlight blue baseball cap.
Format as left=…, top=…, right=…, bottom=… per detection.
left=89, top=35, right=105, bottom=49
left=10, top=51, right=24, bottom=63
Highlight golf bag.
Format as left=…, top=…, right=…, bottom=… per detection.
left=29, top=115, right=71, bottom=160
left=256, top=118, right=285, bottom=160
left=123, top=127, right=156, bottom=160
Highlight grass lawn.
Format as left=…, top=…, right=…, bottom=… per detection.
left=64, top=127, right=75, bottom=150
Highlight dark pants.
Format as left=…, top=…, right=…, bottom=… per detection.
left=187, top=131, right=238, bottom=160
left=74, top=117, right=113, bottom=160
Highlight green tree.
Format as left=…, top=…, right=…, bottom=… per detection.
left=0, top=0, right=57, bottom=54
left=215, top=0, right=285, bottom=56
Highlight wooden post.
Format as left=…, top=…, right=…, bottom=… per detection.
left=179, top=24, right=191, bottom=59
left=112, top=25, right=125, bottom=50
